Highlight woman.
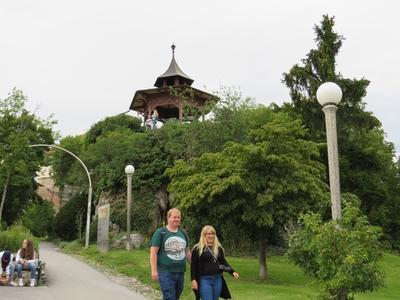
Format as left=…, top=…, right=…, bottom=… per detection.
left=191, top=225, right=239, bottom=300
left=15, top=239, right=37, bottom=287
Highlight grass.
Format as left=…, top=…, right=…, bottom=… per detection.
left=61, top=242, right=400, bottom=299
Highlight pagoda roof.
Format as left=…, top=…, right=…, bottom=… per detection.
left=154, top=44, right=194, bottom=87
left=130, top=86, right=215, bottom=113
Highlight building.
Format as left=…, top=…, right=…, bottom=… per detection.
left=35, top=166, right=61, bottom=212
left=129, top=44, right=217, bottom=124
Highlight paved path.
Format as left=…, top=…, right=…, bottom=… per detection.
left=0, top=242, right=147, bottom=300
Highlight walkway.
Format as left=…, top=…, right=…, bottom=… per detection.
left=0, top=242, right=148, bottom=300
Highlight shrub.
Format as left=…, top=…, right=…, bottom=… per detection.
left=53, top=193, right=88, bottom=241
left=0, top=225, right=38, bottom=252
left=21, top=200, right=55, bottom=237
left=288, top=194, right=384, bottom=300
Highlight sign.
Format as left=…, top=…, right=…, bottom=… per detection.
left=97, top=203, right=110, bottom=252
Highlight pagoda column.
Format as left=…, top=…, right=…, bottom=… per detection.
left=178, top=102, right=183, bottom=121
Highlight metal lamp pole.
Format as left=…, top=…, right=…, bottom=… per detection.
left=29, top=144, right=93, bottom=248
left=125, top=165, right=135, bottom=250
left=316, top=82, right=343, bottom=220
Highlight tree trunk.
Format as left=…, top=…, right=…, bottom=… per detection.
left=337, top=288, right=347, bottom=300
left=0, top=172, right=10, bottom=225
left=258, top=232, right=268, bottom=281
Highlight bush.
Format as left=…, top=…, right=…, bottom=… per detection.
left=53, top=193, right=88, bottom=241
left=288, top=194, right=384, bottom=300
left=0, top=225, right=38, bottom=252
left=21, top=200, right=55, bottom=237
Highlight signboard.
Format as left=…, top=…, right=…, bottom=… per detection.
left=97, top=203, right=110, bottom=252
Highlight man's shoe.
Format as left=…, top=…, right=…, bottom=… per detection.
left=9, top=281, right=17, bottom=286
left=18, top=278, right=23, bottom=287
left=30, top=278, right=36, bottom=287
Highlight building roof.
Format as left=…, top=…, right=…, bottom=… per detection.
left=154, top=44, right=194, bottom=87
left=130, top=86, right=215, bottom=113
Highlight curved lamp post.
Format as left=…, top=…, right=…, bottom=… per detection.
left=316, top=82, right=343, bottom=220
left=125, top=164, right=135, bottom=250
left=30, top=144, right=93, bottom=248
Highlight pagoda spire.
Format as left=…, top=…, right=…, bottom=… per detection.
left=171, top=43, right=176, bottom=56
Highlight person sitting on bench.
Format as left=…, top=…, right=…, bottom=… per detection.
left=0, top=250, right=17, bottom=286
left=15, top=239, right=37, bottom=287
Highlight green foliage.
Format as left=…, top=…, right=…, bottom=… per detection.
left=167, top=115, right=329, bottom=279
left=158, top=91, right=277, bottom=162
left=86, top=114, right=143, bottom=145
left=168, top=86, right=218, bottom=121
left=281, top=15, right=400, bottom=249
left=53, top=193, right=88, bottom=241
left=0, top=224, right=37, bottom=252
left=282, top=15, right=379, bottom=137
left=0, top=88, right=55, bottom=224
left=339, top=128, right=397, bottom=226
left=50, top=135, right=86, bottom=187
left=21, top=200, right=55, bottom=237
left=288, top=195, right=384, bottom=299
left=167, top=116, right=328, bottom=228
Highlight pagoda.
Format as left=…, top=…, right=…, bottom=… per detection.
left=129, top=44, right=216, bottom=123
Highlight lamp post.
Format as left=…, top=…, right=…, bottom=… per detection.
left=125, top=164, right=135, bottom=250
left=29, top=144, right=93, bottom=248
left=316, top=82, right=343, bottom=220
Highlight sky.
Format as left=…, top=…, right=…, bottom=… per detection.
left=1, top=1, right=399, bottom=156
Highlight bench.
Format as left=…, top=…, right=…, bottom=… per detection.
left=12, top=260, right=44, bottom=287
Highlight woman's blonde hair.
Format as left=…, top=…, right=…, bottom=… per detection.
left=195, top=225, right=223, bottom=257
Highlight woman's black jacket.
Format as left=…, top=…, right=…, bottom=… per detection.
left=191, top=245, right=235, bottom=300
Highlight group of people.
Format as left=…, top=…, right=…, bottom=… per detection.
left=0, top=239, right=38, bottom=287
left=150, top=208, right=239, bottom=300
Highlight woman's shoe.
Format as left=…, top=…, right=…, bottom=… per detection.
left=18, top=278, right=23, bottom=287
left=30, top=278, right=36, bottom=287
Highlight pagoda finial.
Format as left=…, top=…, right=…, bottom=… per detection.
left=171, top=43, right=176, bottom=57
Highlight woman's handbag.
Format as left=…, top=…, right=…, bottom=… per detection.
left=207, top=247, right=232, bottom=273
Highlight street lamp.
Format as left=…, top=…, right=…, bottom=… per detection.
left=125, top=164, right=135, bottom=250
left=316, top=82, right=343, bottom=220
left=29, top=144, right=93, bottom=247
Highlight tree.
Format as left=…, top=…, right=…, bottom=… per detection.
left=282, top=15, right=400, bottom=246
left=288, top=195, right=384, bottom=300
left=282, top=15, right=380, bottom=137
left=168, top=86, right=219, bottom=121
left=21, top=199, right=55, bottom=237
left=0, top=88, right=55, bottom=224
left=167, top=115, right=329, bottom=280
left=85, top=114, right=143, bottom=145
left=53, top=193, right=88, bottom=241
left=50, top=135, right=86, bottom=188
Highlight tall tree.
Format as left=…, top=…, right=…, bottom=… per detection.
left=167, top=116, right=329, bottom=280
left=282, top=15, right=400, bottom=245
left=0, top=89, right=55, bottom=224
left=282, top=15, right=380, bottom=137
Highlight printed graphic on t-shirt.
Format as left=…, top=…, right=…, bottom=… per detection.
left=164, top=236, right=186, bottom=260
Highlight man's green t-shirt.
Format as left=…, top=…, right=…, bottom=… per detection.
left=151, top=227, right=189, bottom=273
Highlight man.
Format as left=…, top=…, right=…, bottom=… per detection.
left=150, top=208, right=191, bottom=300
left=0, top=250, right=17, bottom=286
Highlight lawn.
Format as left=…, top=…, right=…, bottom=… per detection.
left=61, top=242, right=399, bottom=300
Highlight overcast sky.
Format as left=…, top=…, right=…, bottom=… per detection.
left=1, top=1, right=399, bottom=156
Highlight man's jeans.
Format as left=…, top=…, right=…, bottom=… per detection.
left=199, top=274, right=222, bottom=300
left=5, top=263, right=15, bottom=283
left=158, top=271, right=184, bottom=300
left=16, top=262, right=37, bottom=279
